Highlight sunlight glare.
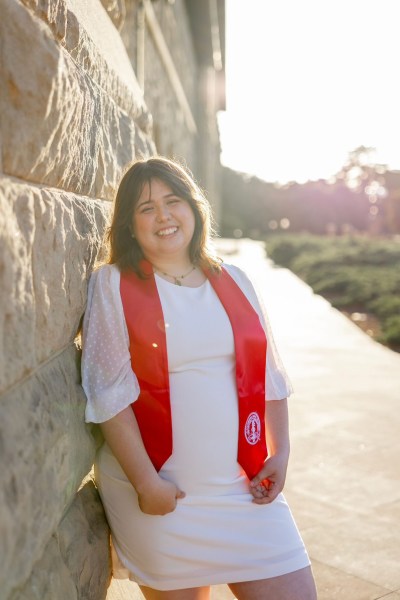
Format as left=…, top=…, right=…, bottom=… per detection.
left=220, top=0, right=400, bottom=183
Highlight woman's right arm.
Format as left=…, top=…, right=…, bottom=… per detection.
left=100, top=407, right=185, bottom=515
left=81, top=266, right=184, bottom=515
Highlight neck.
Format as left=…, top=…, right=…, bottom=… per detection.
left=146, top=256, right=194, bottom=275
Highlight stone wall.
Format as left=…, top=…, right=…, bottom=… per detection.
left=121, top=0, right=223, bottom=218
left=121, top=0, right=197, bottom=172
left=0, top=0, right=223, bottom=597
left=0, top=1, right=154, bottom=598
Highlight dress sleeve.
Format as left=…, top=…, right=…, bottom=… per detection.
left=81, top=264, right=140, bottom=423
left=223, top=264, right=294, bottom=401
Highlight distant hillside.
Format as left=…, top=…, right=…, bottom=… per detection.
left=220, top=164, right=400, bottom=237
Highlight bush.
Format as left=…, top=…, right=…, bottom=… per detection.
left=369, top=296, right=400, bottom=321
left=264, top=234, right=400, bottom=352
left=378, top=316, right=400, bottom=347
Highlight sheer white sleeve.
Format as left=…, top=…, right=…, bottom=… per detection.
left=81, top=264, right=140, bottom=423
left=224, top=264, right=294, bottom=401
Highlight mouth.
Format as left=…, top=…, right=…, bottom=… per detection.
left=156, top=227, right=178, bottom=237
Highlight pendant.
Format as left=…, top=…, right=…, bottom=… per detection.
left=175, top=279, right=182, bottom=286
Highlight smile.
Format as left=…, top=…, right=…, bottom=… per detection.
left=157, top=227, right=178, bottom=237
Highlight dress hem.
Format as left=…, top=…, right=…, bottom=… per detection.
left=112, top=541, right=311, bottom=591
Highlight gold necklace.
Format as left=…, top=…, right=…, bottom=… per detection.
left=154, top=265, right=196, bottom=286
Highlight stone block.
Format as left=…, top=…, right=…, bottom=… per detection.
left=19, top=0, right=145, bottom=127
left=126, top=0, right=196, bottom=168
left=57, top=479, right=111, bottom=599
left=0, top=0, right=153, bottom=200
left=0, top=346, right=96, bottom=598
left=8, top=536, right=79, bottom=600
left=8, top=481, right=110, bottom=600
left=0, top=177, right=108, bottom=393
left=100, top=0, right=126, bottom=31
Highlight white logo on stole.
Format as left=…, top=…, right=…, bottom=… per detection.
left=244, top=412, right=261, bottom=445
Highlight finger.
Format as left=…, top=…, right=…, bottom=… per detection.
left=253, top=485, right=281, bottom=504
left=250, top=487, right=264, bottom=499
left=259, top=481, right=274, bottom=497
left=251, top=479, right=274, bottom=493
left=263, top=479, right=275, bottom=491
left=252, top=490, right=278, bottom=504
left=250, top=479, right=273, bottom=498
left=250, top=474, right=266, bottom=487
left=252, top=496, right=274, bottom=505
left=250, top=467, right=274, bottom=487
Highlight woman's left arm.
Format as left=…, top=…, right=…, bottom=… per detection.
left=250, top=399, right=290, bottom=504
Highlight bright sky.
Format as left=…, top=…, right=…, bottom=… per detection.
left=218, top=0, right=400, bottom=184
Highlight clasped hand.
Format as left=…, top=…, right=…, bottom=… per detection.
left=137, top=453, right=288, bottom=513
left=137, top=476, right=185, bottom=515
left=249, top=452, right=289, bottom=504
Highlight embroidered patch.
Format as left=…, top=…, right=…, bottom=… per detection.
left=244, top=412, right=261, bottom=445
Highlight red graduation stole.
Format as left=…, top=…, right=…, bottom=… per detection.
left=120, top=260, right=268, bottom=480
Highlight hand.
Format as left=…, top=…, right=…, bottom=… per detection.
left=249, top=452, right=289, bottom=505
left=137, top=476, right=186, bottom=515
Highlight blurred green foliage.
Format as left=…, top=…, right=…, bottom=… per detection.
left=264, top=234, right=400, bottom=349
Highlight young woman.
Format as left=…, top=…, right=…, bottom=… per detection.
left=81, top=157, right=317, bottom=600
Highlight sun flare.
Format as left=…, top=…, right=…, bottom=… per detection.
left=220, top=0, right=400, bottom=183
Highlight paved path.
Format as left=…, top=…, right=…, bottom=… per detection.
left=108, top=238, right=400, bottom=600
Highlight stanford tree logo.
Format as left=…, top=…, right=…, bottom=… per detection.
left=244, top=412, right=261, bottom=445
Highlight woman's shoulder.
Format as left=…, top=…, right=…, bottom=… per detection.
left=221, top=262, right=261, bottom=306
left=89, top=263, right=120, bottom=285
left=222, top=263, right=253, bottom=287
left=87, top=263, right=121, bottom=300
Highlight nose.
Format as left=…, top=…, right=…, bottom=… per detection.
left=155, top=203, right=171, bottom=222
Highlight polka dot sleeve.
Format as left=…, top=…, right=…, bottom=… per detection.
left=81, top=264, right=140, bottom=423
left=224, top=264, right=294, bottom=401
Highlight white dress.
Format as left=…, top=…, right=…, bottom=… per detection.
left=81, top=263, right=310, bottom=591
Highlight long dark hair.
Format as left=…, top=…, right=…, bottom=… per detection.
left=104, top=157, right=221, bottom=276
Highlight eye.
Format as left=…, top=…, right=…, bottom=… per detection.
left=139, top=205, right=154, bottom=213
left=168, top=198, right=181, bottom=205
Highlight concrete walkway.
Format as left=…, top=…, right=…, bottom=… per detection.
left=108, top=238, right=400, bottom=600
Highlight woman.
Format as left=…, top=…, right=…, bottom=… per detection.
left=81, top=157, right=317, bottom=600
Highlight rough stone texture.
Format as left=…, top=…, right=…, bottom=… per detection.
left=121, top=0, right=197, bottom=172
left=9, top=536, right=79, bottom=600
left=0, top=177, right=109, bottom=393
left=57, top=479, right=111, bottom=598
left=100, top=0, right=127, bottom=32
left=120, top=0, right=223, bottom=214
left=19, top=0, right=150, bottom=131
left=0, top=0, right=223, bottom=597
left=196, top=67, right=223, bottom=224
left=0, top=346, right=98, bottom=598
left=0, top=0, right=154, bottom=200
left=9, top=481, right=110, bottom=600
left=0, top=0, right=154, bottom=597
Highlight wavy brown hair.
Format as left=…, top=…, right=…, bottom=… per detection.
left=104, top=156, right=221, bottom=276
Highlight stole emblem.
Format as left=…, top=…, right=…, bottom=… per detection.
left=244, top=412, right=261, bottom=445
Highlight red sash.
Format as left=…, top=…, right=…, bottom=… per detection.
left=120, top=260, right=268, bottom=479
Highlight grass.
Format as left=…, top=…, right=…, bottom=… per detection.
left=264, top=234, right=400, bottom=351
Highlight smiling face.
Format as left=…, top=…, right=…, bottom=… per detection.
left=132, top=178, right=196, bottom=266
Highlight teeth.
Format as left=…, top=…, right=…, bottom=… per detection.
left=157, top=227, right=177, bottom=236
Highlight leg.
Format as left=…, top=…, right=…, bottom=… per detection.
left=228, top=566, right=317, bottom=600
left=139, top=585, right=210, bottom=600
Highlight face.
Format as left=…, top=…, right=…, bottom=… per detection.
left=132, top=178, right=196, bottom=265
